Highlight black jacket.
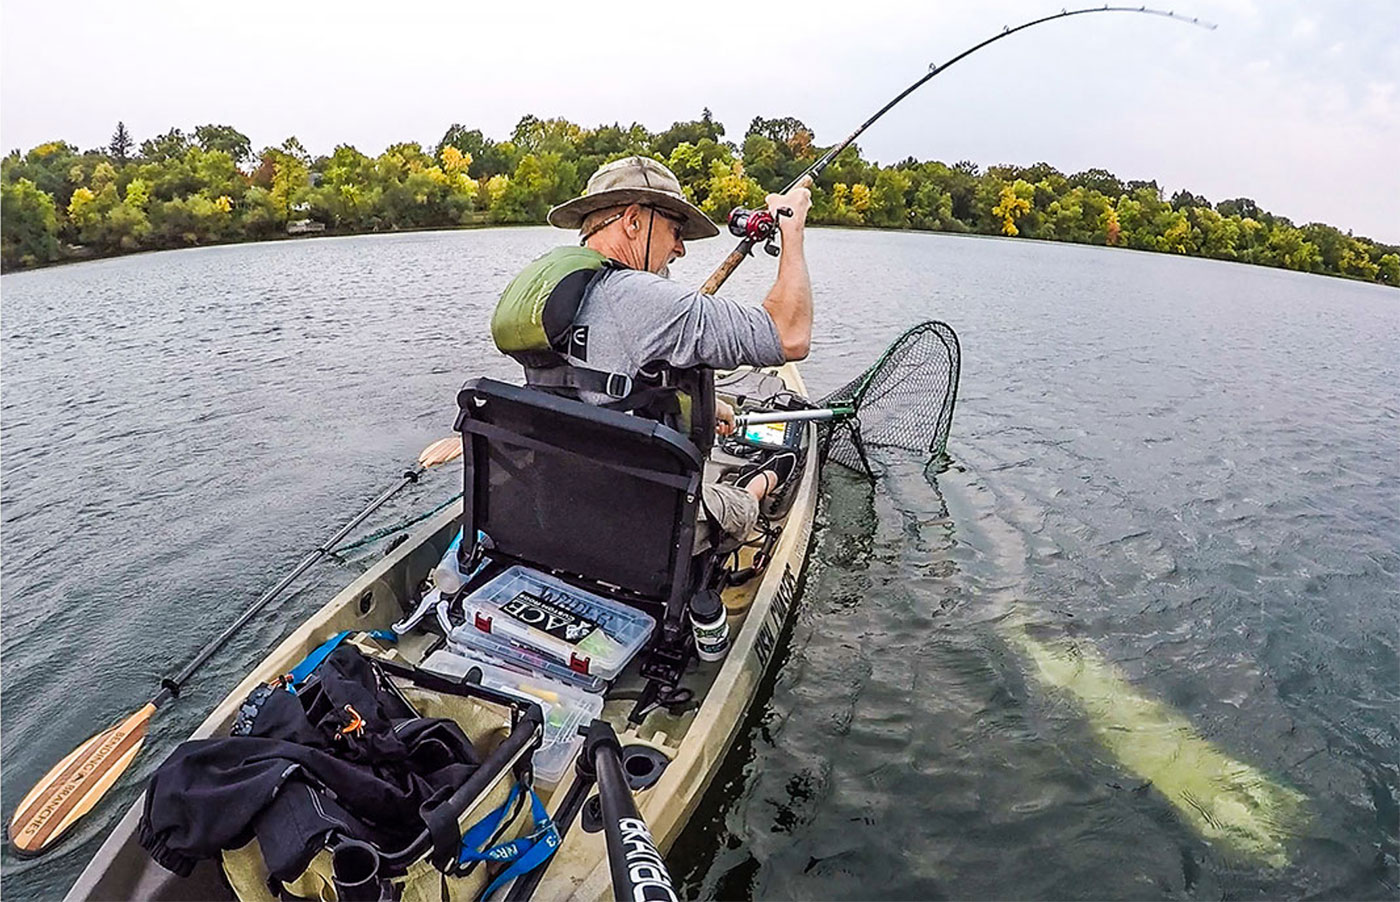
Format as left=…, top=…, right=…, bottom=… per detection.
left=139, top=646, right=480, bottom=882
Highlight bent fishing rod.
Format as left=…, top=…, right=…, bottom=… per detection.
left=701, top=4, right=1215, bottom=295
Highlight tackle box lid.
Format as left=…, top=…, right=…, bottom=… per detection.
left=455, top=565, right=655, bottom=683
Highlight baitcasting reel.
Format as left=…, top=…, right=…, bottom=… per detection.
left=727, top=206, right=792, bottom=256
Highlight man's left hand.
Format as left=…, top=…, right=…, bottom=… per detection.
left=716, top=399, right=736, bottom=437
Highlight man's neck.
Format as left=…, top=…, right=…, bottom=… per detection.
left=586, top=234, right=641, bottom=271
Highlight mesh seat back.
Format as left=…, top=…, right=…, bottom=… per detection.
left=454, top=378, right=702, bottom=607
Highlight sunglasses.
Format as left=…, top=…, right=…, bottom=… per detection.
left=644, top=206, right=688, bottom=236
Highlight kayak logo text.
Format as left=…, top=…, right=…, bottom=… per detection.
left=754, top=564, right=797, bottom=667
left=618, top=817, right=678, bottom=902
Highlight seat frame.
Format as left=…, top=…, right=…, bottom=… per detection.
left=453, top=378, right=705, bottom=646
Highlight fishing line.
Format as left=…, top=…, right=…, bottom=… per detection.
left=702, top=5, right=1215, bottom=294
left=791, top=5, right=1216, bottom=195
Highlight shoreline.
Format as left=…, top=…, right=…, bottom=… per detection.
left=2, top=221, right=1395, bottom=291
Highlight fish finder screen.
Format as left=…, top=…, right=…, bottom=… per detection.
left=743, top=422, right=788, bottom=447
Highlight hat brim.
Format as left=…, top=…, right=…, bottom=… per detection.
left=548, top=187, right=720, bottom=240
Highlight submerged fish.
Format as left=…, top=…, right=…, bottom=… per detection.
left=1006, top=621, right=1307, bottom=868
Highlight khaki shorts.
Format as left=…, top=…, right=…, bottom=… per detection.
left=696, top=483, right=759, bottom=553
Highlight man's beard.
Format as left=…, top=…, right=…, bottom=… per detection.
left=656, top=262, right=671, bottom=280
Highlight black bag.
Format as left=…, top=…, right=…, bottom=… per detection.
left=141, top=646, right=480, bottom=884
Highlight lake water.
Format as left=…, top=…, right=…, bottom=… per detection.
left=2, top=228, right=1396, bottom=900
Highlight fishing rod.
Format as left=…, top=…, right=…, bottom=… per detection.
left=7, top=437, right=465, bottom=857
left=701, top=4, right=1215, bottom=295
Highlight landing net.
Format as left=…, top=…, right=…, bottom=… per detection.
left=817, top=320, right=961, bottom=478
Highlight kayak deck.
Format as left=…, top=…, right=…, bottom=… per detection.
left=65, top=363, right=819, bottom=902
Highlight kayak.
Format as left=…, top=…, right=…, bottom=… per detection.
left=64, top=362, right=820, bottom=902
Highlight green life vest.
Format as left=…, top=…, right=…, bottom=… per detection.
left=491, top=246, right=715, bottom=454
left=491, top=246, right=611, bottom=371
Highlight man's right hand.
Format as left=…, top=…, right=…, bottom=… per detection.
left=767, top=175, right=812, bottom=236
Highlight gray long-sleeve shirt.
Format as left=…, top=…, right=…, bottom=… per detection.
left=562, top=267, right=786, bottom=404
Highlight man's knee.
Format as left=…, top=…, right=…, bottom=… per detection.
left=699, top=483, right=760, bottom=548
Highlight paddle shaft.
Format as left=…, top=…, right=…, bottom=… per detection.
left=8, top=458, right=440, bottom=856
left=584, top=720, right=677, bottom=902
left=699, top=5, right=1212, bottom=296
left=155, top=465, right=425, bottom=704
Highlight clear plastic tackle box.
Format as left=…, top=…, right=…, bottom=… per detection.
left=420, top=648, right=604, bottom=787
left=451, top=565, right=655, bottom=683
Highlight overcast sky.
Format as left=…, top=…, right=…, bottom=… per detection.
left=2, top=0, right=1396, bottom=243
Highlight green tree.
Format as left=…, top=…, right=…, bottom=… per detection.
left=1337, top=243, right=1380, bottom=280
left=194, top=124, right=253, bottom=165
left=574, top=122, right=650, bottom=177
left=490, top=152, right=576, bottom=223
left=1215, top=197, right=1260, bottom=220
left=868, top=167, right=913, bottom=228
left=1192, top=206, right=1238, bottom=259
left=139, top=128, right=191, bottom=162
left=740, top=133, right=781, bottom=191
left=109, top=121, right=133, bottom=165
left=1376, top=253, right=1400, bottom=286
left=239, top=186, right=282, bottom=237
left=104, top=200, right=151, bottom=250
left=68, top=183, right=119, bottom=243
left=437, top=125, right=518, bottom=179
left=1, top=178, right=61, bottom=266
left=152, top=194, right=231, bottom=245
left=699, top=158, right=764, bottom=219
left=511, top=116, right=584, bottom=157
left=1265, top=226, right=1321, bottom=271
left=654, top=111, right=727, bottom=159
left=1069, top=167, right=1124, bottom=198
left=267, top=139, right=311, bottom=220
left=1170, top=189, right=1210, bottom=211
left=1157, top=208, right=1198, bottom=254
left=667, top=139, right=734, bottom=208
left=4, top=141, right=83, bottom=208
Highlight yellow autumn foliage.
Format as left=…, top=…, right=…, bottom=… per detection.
left=441, top=146, right=473, bottom=175
left=993, top=184, right=1031, bottom=236
left=850, top=183, right=872, bottom=213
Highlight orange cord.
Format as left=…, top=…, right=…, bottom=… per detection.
left=339, top=705, right=364, bottom=737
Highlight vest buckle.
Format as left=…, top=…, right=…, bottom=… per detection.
left=604, top=373, right=633, bottom=398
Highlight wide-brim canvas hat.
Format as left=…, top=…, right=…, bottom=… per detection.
left=547, top=156, right=720, bottom=240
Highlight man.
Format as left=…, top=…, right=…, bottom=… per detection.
left=494, top=155, right=813, bottom=548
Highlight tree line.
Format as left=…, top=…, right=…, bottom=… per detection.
left=3, top=111, right=1396, bottom=286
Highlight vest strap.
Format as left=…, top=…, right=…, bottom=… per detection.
left=525, top=365, right=633, bottom=400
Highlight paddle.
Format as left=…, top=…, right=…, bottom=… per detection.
left=6, top=437, right=464, bottom=857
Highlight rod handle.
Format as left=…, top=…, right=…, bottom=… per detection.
left=701, top=243, right=753, bottom=295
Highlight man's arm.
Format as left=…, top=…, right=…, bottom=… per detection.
left=762, top=177, right=813, bottom=361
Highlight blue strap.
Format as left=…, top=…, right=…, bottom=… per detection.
left=457, top=782, right=560, bottom=899
left=287, top=630, right=398, bottom=689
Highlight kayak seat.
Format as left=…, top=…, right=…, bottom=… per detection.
left=454, top=377, right=705, bottom=636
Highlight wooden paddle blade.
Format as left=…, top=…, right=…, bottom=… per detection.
left=7, top=702, right=157, bottom=856
left=417, top=436, right=463, bottom=469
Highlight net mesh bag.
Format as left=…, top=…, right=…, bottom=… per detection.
left=816, top=321, right=961, bottom=477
